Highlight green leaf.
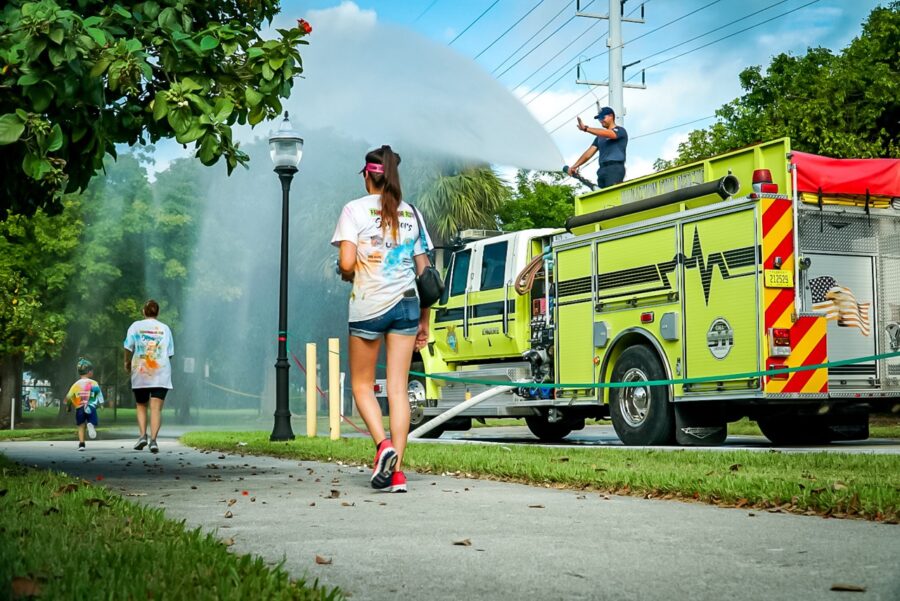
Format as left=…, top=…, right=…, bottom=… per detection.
left=27, top=85, right=53, bottom=113
left=152, top=92, right=169, bottom=121
left=213, top=98, right=234, bottom=122
left=17, top=73, right=40, bottom=86
left=49, top=28, right=65, bottom=45
left=268, top=57, right=284, bottom=70
left=89, top=57, right=111, bottom=77
left=82, top=16, right=103, bottom=27
left=247, top=47, right=264, bottom=59
left=244, top=88, right=263, bottom=107
left=112, top=4, right=131, bottom=18
left=124, top=38, right=142, bottom=53
left=166, top=108, right=190, bottom=133
left=200, top=35, right=218, bottom=51
left=181, top=77, right=202, bottom=92
left=197, top=135, right=217, bottom=164
left=142, top=1, right=161, bottom=19
left=158, top=7, right=178, bottom=31
left=49, top=47, right=66, bottom=67
left=86, top=27, right=106, bottom=46
left=22, top=154, right=50, bottom=179
left=248, top=105, right=265, bottom=126
left=47, top=124, right=63, bottom=152
left=0, top=114, right=26, bottom=145
left=175, top=123, right=205, bottom=144
left=261, top=63, right=274, bottom=80
left=15, top=109, right=28, bottom=121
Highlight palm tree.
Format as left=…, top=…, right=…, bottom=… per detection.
left=415, top=166, right=510, bottom=242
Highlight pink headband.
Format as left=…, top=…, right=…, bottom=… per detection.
left=365, top=162, right=384, bottom=174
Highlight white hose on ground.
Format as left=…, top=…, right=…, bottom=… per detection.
left=408, top=385, right=515, bottom=439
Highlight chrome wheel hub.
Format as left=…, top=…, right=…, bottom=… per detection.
left=619, top=368, right=650, bottom=427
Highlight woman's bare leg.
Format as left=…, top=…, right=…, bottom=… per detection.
left=385, top=332, right=416, bottom=469
left=349, top=335, right=385, bottom=445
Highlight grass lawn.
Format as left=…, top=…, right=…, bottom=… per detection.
left=0, top=456, right=342, bottom=600
left=183, top=431, right=900, bottom=523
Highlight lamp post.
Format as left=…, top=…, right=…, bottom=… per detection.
left=268, top=112, right=303, bottom=441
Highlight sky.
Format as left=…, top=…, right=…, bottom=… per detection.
left=151, top=0, right=883, bottom=182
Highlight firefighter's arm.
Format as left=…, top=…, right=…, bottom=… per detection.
left=338, top=240, right=356, bottom=282
left=568, top=145, right=598, bottom=174
left=577, top=117, right=618, bottom=139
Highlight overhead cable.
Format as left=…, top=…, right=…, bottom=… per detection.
left=474, top=0, right=546, bottom=59
left=490, top=1, right=578, bottom=75
left=450, top=0, right=501, bottom=46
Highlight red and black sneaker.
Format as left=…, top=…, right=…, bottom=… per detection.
left=389, top=470, right=407, bottom=493
left=370, top=439, right=397, bottom=489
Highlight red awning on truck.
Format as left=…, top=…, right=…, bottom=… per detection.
left=790, top=151, right=900, bottom=196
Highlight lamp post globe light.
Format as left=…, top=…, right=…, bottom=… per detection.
left=268, top=112, right=303, bottom=441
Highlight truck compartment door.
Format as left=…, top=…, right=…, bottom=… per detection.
left=682, top=209, right=760, bottom=387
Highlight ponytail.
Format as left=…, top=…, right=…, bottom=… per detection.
left=364, top=145, right=403, bottom=240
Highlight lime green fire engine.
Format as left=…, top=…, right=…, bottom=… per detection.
left=411, top=138, right=900, bottom=446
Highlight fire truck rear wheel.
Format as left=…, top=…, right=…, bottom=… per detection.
left=525, top=415, right=573, bottom=442
left=609, top=345, right=674, bottom=446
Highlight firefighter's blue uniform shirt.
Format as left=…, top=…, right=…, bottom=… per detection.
left=592, top=126, right=628, bottom=163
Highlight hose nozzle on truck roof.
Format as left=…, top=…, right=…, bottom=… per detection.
left=565, top=174, right=740, bottom=231
left=561, top=165, right=596, bottom=191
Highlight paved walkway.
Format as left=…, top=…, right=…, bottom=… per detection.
left=2, top=437, right=898, bottom=601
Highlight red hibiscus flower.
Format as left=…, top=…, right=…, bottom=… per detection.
left=297, top=19, right=312, bottom=34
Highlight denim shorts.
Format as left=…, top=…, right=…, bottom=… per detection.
left=349, top=296, right=419, bottom=340
left=75, top=406, right=98, bottom=426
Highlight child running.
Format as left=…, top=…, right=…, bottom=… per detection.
left=65, top=358, right=105, bottom=451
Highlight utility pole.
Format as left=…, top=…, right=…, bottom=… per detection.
left=575, top=0, right=646, bottom=125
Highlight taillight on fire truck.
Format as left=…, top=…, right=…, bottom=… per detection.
left=768, top=327, right=791, bottom=357
left=752, top=169, right=779, bottom=194
left=767, top=326, right=792, bottom=380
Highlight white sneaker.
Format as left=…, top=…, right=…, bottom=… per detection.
left=86, top=422, right=97, bottom=440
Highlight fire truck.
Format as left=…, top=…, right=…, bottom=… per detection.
left=410, top=138, right=900, bottom=445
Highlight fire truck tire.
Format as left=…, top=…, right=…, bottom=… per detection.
left=525, top=415, right=573, bottom=442
left=609, top=345, right=675, bottom=446
left=757, top=416, right=831, bottom=445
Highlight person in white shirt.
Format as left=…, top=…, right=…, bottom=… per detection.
left=331, top=145, right=434, bottom=493
left=123, top=299, right=174, bottom=454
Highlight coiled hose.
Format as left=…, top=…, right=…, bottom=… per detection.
left=515, top=253, right=547, bottom=296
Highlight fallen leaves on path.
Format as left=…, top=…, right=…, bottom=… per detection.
left=830, top=583, right=866, bottom=592
left=315, top=555, right=332, bottom=565
left=224, top=511, right=233, bottom=518
left=453, top=538, right=472, bottom=547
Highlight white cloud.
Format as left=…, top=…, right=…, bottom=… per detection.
left=305, top=1, right=376, bottom=30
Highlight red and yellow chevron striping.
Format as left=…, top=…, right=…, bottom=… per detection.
left=761, top=197, right=828, bottom=394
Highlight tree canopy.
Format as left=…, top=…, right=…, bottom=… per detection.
left=656, top=2, right=899, bottom=169
left=496, top=170, right=576, bottom=232
left=0, top=0, right=310, bottom=215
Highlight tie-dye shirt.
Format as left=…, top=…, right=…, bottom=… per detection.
left=65, top=378, right=105, bottom=409
left=124, top=318, right=175, bottom=389
left=331, top=194, right=434, bottom=322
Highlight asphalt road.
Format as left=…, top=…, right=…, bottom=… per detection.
left=2, top=437, right=898, bottom=601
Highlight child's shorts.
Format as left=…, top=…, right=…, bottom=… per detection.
left=75, top=406, right=98, bottom=426
left=349, top=295, right=419, bottom=340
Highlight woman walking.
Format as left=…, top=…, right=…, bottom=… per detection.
left=332, top=145, right=433, bottom=493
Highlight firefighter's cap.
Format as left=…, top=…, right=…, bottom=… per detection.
left=595, top=106, right=615, bottom=120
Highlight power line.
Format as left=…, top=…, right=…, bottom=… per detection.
left=523, top=0, right=646, bottom=105
left=474, top=0, right=546, bottom=59
left=496, top=1, right=598, bottom=79
left=449, top=0, right=501, bottom=46
left=627, top=0, right=820, bottom=80
left=413, top=0, right=440, bottom=23
left=512, top=19, right=604, bottom=89
left=490, top=1, right=575, bottom=75
left=544, top=0, right=814, bottom=133
left=631, top=115, right=716, bottom=140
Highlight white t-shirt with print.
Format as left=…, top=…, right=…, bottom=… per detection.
left=124, top=318, right=175, bottom=389
left=331, top=194, right=434, bottom=322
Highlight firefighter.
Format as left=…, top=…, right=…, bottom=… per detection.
left=568, top=106, right=628, bottom=189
